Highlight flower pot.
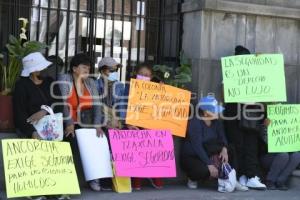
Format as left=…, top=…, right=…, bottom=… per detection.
left=0, top=95, right=14, bottom=132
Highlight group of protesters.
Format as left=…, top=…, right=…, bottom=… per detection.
left=12, top=45, right=300, bottom=200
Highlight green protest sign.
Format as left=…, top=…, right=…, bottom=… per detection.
left=221, top=54, right=287, bottom=103
left=267, top=105, right=300, bottom=153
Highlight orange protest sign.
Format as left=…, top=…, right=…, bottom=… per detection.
left=125, top=79, right=191, bottom=137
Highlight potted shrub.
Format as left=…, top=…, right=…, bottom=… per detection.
left=152, top=52, right=192, bottom=89
left=0, top=18, right=47, bottom=132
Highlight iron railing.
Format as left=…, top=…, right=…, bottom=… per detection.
left=0, top=0, right=183, bottom=81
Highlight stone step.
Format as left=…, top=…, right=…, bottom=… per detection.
left=289, top=169, right=300, bottom=188
left=292, top=169, right=300, bottom=177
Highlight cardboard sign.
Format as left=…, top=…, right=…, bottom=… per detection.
left=2, top=139, right=80, bottom=198
left=267, top=105, right=300, bottom=152
left=125, top=79, right=191, bottom=137
left=221, top=54, right=286, bottom=103
left=75, top=129, right=113, bottom=181
left=109, top=129, right=176, bottom=178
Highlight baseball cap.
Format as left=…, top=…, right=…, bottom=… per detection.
left=198, top=96, right=224, bottom=114
left=98, top=57, right=121, bottom=70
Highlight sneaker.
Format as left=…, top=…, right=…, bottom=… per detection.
left=246, top=176, right=267, bottom=190
left=265, top=181, right=276, bottom=190
left=276, top=182, right=288, bottom=191
left=149, top=178, right=163, bottom=189
left=235, top=181, right=249, bottom=191
left=132, top=178, right=142, bottom=190
left=89, top=179, right=101, bottom=191
left=239, top=175, right=248, bottom=186
left=187, top=179, right=198, bottom=189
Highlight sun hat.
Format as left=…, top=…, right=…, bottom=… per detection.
left=21, top=52, right=52, bottom=77
left=198, top=95, right=224, bottom=114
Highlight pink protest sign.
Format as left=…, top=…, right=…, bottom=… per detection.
left=109, top=129, right=176, bottom=178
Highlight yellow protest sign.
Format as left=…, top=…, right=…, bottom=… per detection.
left=125, top=79, right=191, bottom=137
left=2, top=139, right=80, bottom=198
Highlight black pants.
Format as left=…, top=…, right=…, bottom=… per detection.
left=224, top=121, right=263, bottom=178
left=180, top=156, right=210, bottom=181
left=180, top=145, right=237, bottom=181
left=64, top=130, right=86, bottom=186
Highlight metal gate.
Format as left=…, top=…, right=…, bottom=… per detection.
left=0, top=0, right=183, bottom=81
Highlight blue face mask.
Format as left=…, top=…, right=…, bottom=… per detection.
left=108, top=72, right=119, bottom=81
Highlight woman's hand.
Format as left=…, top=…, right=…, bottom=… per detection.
left=264, top=118, right=271, bottom=127
left=127, top=125, right=139, bottom=130
left=208, top=165, right=219, bottom=178
left=65, top=124, right=75, bottom=137
left=27, top=110, right=48, bottom=124
left=219, top=147, right=228, bottom=163
left=107, top=118, right=121, bottom=130
left=96, top=127, right=105, bottom=138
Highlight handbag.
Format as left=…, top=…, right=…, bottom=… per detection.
left=112, top=164, right=132, bottom=193
left=33, top=105, right=64, bottom=141
left=218, top=163, right=237, bottom=193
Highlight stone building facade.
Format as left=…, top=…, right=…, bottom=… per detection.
left=182, top=0, right=300, bottom=103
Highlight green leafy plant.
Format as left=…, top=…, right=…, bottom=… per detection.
left=153, top=52, right=192, bottom=89
left=0, top=18, right=47, bottom=95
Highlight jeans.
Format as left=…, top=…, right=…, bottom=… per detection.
left=261, top=152, right=300, bottom=184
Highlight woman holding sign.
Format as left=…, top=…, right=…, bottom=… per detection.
left=58, top=53, right=109, bottom=192
left=13, top=52, right=69, bottom=200
left=260, top=114, right=300, bottom=190
left=223, top=46, right=267, bottom=191
left=121, top=64, right=164, bottom=190
left=181, top=95, right=240, bottom=191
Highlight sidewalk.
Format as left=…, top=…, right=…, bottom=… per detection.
left=1, top=185, right=300, bottom=200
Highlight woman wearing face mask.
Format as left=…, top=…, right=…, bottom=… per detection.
left=120, top=64, right=164, bottom=190
left=58, top=53, right=105, bottom=192
left=13, top=52, right=68, bottom=200
left=95, top=57, right=124, bottom=190
left=96, top=57, right=124, bottom=129
left=181, top=95, right=237, bottom=191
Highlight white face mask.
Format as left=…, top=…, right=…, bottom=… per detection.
left=108, top=72, right=119, bottom=81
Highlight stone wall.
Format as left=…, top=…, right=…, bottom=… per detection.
left=182, top=0, right=300, bottom=102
